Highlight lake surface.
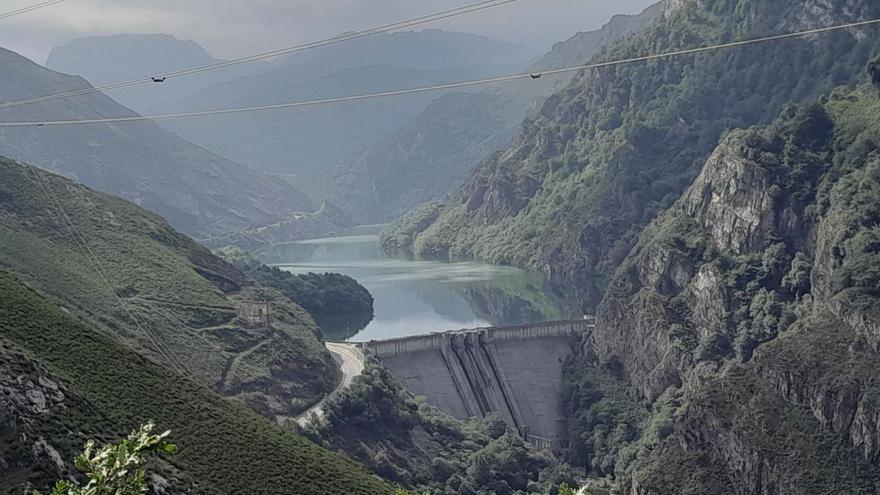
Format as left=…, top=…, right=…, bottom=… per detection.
left=257, top=231, right=585, bottom=342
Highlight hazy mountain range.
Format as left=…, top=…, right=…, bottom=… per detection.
left=324, top=1, right=666, bottom=222
left=46, top=33, right=273, bottom=113
left=44, top=10, right=664, bottom=224
left=0, top=47, right=312, bottom=240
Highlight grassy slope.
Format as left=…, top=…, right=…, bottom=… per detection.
left=0, top=271, right=391, bottom=494
left=0, top=157, right=337, bottom=416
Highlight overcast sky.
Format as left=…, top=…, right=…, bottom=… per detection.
left=1, top=0, right=657, bottom=64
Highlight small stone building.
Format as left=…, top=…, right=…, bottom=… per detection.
left=240, top=301, right=272, bottom=327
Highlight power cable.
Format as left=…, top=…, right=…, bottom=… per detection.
left=26, top=165, right=193, bottom=377
left=0, top=0, right=525, bottom=109
left=4, top=17, right=878, bottom=128
left=0, top=0, right=67, bottom=20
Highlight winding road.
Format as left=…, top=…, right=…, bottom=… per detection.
left=294, top=342, right=364, bottom=427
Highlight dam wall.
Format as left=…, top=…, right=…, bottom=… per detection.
left=362, top=319, right=593, bottom=449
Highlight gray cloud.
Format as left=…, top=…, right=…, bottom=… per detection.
left=2, top=0, right=657, bottom=64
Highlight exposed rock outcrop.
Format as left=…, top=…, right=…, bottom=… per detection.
left=0, top=344, right=74, bottom=491
left=570, top=87, right=880, bottom=491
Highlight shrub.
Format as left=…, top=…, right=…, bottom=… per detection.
left=39, top=422, right=176, bottom=495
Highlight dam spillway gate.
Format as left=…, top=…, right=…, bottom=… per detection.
left=360, top=319, right=594, bottom=449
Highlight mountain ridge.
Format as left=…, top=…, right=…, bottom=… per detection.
left=571, top=84, right=880, bottom=492
left=330, top=1, right=665, bottom=223
left=385, top=0, right=880, bottom=283
left=46, top=33, right=272, bottom=112
left=0, top=47, right=315, bottom=241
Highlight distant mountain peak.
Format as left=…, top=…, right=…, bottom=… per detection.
left=46, top=32, right=271, bottom=112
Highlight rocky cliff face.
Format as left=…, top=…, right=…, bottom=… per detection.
left=0, top=345, right=73, bottom=492
left=682, top=141, right=782, bottom=255
left=568, top=87, right=880, bottom=492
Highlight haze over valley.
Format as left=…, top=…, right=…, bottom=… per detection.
left=4, top=0, right=880, bottom=494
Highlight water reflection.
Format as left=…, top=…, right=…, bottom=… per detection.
left=257, top=232, right=593, bottom=342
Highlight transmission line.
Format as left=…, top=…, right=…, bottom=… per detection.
left=4, top=17, right=879, bottom=128
left=0, top=0, right=67, bottom=20
left=25, top=165, right=193, bottom=377
left=0, top=0, right=525, bottom=109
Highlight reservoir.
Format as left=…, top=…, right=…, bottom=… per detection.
left=257, top=231, right=585, bottom=342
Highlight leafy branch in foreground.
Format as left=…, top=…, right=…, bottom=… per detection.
left=38, top=422, right=176, bottom=495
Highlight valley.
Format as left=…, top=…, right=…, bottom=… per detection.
left=5, top=0, right=880, bottom=493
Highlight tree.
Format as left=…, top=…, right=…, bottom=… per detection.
left=38, top=422, right=176, bottom=495
left=558, top=483, right=578, bottom=495
left=870, top=56, right=880, bottom=88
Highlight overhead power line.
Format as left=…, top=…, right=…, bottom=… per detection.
left=3, top=17, right=879, bottom=128
left=25, top=165, right=192, bottom=378
left=0, top=0, right=525, bottom=109
left=0, top=0, right=67, bottom=20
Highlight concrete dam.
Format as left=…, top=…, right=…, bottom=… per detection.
left=362, top=319, right=594, bottom=449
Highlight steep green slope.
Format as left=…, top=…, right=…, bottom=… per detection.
left=0, top=47, right=313, bottom=240
left=0, top=271, right=392, bottom=494
left=392, top=0, right=880, bottom=282
left=0, top=156, right=336, bottom=418
left=561, top=85, right=880, bottom=492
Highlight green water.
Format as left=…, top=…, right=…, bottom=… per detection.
left=257, top=232, right=591, bottom=342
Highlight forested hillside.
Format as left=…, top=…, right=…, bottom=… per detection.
left=562, top=81, right=880, bottom=492
left=388, top=0, right=880, bottom=282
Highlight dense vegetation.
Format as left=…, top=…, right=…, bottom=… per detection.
left=308, top=358, right=580, bottom=494
left=40, top=422, right=176, bottom=495
left=216, top=245, right=374, bottom=339
left=388, top=0, right=880, bottom=283
left=558, top=82, right=880, bottom=491
left=0, top=271, right=391, bottom=494
left=379, top=200, right=447, bottom=254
